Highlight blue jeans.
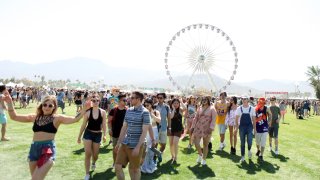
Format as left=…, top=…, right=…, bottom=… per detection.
left=239, top=125, right=253, bottom=156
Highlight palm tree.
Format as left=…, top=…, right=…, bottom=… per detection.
left=306, top=65, right=320, bottom=99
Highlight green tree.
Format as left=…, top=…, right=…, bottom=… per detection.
left=306, top=65, right=320, bottom=99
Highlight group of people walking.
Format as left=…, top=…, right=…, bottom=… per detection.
left=0, top=85, right=287, bottom=180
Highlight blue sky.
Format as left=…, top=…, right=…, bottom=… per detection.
left=0, top=0, right=319, bottom=83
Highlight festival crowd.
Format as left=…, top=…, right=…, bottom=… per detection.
left=0, top=85, right=319, bottom=180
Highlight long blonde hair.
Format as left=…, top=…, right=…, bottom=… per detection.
left=36, top=95, right=58, bottom=117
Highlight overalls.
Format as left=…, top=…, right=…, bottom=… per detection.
left=239, top=107, right=253, bottom=156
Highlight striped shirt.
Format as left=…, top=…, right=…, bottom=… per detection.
left=122, top=105, right=150, bottom=148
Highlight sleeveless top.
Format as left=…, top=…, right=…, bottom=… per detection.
left=216, top=101, right=228, bottom=124
left=187, top=104, right=196, bottom=118
left=171, top=110, right=183, bottom=132
left=86, top=108, right=103, bottom=131
left=32, top=115, right=57, bottom=134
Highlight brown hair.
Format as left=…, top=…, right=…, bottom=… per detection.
left=36, top=95, right=58, bottom=117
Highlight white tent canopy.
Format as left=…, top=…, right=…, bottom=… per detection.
left=17, top=82, right=24, bottom=87
left=0, top=82, right=3, bottom=85
left=6, top=82, right=16, bottom=87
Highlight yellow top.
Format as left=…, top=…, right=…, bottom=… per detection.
left=215, top=101, right=228, bottom=124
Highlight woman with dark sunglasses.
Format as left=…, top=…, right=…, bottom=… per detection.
left=3, top=92, right=91, bottom=180
left=78, top=94, right=107, bottom=180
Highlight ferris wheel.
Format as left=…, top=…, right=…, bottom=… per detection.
left=164, top=24, right=238, bottom=94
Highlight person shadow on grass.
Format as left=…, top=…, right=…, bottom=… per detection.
left=187, top=163, right=216, bottom=179
left=214, top=150, right=242, bottom=163
left=271, top=151, right=290, bottom=162
left=142, top=159, right=179, bottom=179
left=91, top=168, right=115, bottom=180
left=237, top=159, right=280, bottom=175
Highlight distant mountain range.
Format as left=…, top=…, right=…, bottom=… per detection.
left=0, top=58, right=314, bottom=96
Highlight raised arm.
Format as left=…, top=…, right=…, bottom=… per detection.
left=56, top=100, right=91, bottom=126
left=3, top=92, right=36, bottom=123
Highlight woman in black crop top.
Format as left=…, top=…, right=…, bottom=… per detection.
left=3, top=93, right=91, bottom=180
left=77, top=94, right=107, bottom=179
left=168, top=98, right=186, bottom=164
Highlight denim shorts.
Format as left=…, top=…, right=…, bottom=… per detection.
left=83, top=129, right=102, bottom=143
left=0, top=114, right=7, bottom=124
left=28, top=140, right=56, bottom=161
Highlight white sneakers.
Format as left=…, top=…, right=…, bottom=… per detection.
left=248, top=150, right=252, bottom=159
left=84, top=174, right=90, bottom=180
left=240, top=156, right=245, bottom=163
left=197, top=155, right=207, bottom=165
left=197, top=155, right=203, bottom=163
left=219, top=142, right=226, bottom=151
left=275, top=150, right=279, bottom=155
left=91, top=163, right=96, bottom=171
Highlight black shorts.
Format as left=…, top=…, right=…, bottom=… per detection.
left=268, top=126, right=279, bottom=138
left=83, top=129, right=102, bottom=143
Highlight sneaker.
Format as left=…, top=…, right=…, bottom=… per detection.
left=197, top=155, right=203, bottom=163
left=158, top=153, right=162, bottom=163
left=187, top=144, right=192, bottom=149
left=208, top=142, right=212, bottom=151
left=1, top=137, right=10, bottom=141
left=269, top=146, right=272, bottom=152
left=256, top=150, right=260, bottom=156
left=91, top=163, right=96, bottom=171
left=84, top=174, right=90, bottom=180
left=275, top=150, right=279, bottom=155
left=230, top=147, right=233, bottom=154
left=201, top=159, right=206, bottom=165
left=248, top=151, right=252, bottom=159
left=240, top=156, right=245, bottom=163
left=258, top=156, right=264, bottom=161
left=219, top=143, right=225, bottom=151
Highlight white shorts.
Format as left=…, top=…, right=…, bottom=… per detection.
left=218, top=124, right=227, bottom=134
left=256, top=132, right=268, bottom=147
left=159, top=130, right=167, bottom=144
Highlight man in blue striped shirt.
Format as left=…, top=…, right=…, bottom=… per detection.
left=115, top=91, right=150, bottom=180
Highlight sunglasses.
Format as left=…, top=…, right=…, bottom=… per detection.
left=43, top=103, right=54, bottom=108
left=131, top=96, right=138, bottom=100
left=115, top=90, right=120, bottom=92
left=91, top=99, right=100, bottom=103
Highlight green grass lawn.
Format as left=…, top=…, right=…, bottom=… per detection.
left=1, top=102, right=320, bottom=180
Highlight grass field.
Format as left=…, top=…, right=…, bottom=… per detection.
left=0, top=102, right=320, bottom=180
